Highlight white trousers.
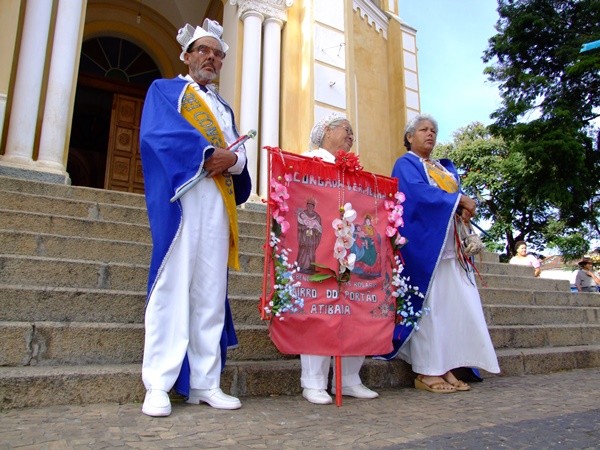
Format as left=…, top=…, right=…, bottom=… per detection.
left=300, top=355, right=365, bottom=389
left=142, top=178, right=230, bottom=391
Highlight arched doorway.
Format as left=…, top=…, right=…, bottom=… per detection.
left=69, top=36, right=161, bottom=192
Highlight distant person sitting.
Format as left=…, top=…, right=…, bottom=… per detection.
left=509, top=241, right=541, bottom=277
left=575, top=257, right=600, bottom=293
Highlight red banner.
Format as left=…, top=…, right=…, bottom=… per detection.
left=262, top=148, right=407, bottom=356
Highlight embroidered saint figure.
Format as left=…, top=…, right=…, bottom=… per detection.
left=296, top=198, right=322, bottom=273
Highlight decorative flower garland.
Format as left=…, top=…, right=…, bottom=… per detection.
left=264, top=232, right=304, bottom=320
left=383, top=191, right=425, bottom=327
left=265, top=175, right=304, bottom=320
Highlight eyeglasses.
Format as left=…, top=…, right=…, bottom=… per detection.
left=338, top=125, right=354, bottom=136
left=188, top=44, right=226, bottom=60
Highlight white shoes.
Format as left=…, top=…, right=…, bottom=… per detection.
left=142, top=389, right=172, bottom=417
left=331, top=384, right=379, bottom=399
left=302, top=388, right=332, bottom=405
left=187, top=388, right=242, bottom=410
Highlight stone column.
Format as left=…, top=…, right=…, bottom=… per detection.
left=2, top=0, right=53, bottom=167
left=259, top=17, right=283, bottom=197
left=237, top=8, right=264, bottom=197
left=37, top=0, right=86, bottom=176
left=230, top=0, right=293, bottom=199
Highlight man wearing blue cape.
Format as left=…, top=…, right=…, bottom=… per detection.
left=140, top=19, right=251, bottom=417
left=376, top=114, right=499, bottom=394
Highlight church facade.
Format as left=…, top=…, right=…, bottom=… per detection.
left=0, top=0, right=420, bottom=199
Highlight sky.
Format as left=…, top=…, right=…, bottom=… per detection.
left=398, top=0, right=502, bottom=143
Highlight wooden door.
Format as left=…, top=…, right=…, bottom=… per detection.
left=104, top=94, right=145, bottom=193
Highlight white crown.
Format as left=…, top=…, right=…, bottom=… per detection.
left=176, top=24, right=196, bottom=48
left=177, top=20, right=229, bottom=61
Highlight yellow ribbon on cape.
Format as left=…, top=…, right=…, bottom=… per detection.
left=424, top=159, right=459, bottom=193
left=180, top=84, right=240, bottom=270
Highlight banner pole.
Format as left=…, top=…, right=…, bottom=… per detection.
left=335, top=355, right=342, bottom=406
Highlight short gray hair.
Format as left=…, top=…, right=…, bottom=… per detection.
left=403, top=114, right=438, bottom=150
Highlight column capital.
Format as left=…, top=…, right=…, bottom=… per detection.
left=230, top=0, right=293, bottom=23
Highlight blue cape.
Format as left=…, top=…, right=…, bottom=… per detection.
left=140, top=76, right=251, bottom=397
left=378, top=152, right=460, bottom=358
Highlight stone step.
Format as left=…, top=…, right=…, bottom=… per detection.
left=0, top=255, right=149, bottom=291
left=0, top=285, right=145, bottom=323
left=0, top=321, right=144, bottom=367
left=0, top=179, right=267, bottom=225
left=3, top=315, right=598, bottom=367
left=472, top=252, right=499, bottom=263
left=0, top=209, right=267, bottom=244
left=0, top=229, right=265, bottom=270
left=0, top=321, right=281, bottom=366
left=0, top=190, right=149, bottom=225
left=480, top=287, right=599, bottom=307
left=494, top=345, right=600, bottom=376
left=5, top=254, right=532, bottom=297
left=490, top=323, right=600, bottom=349
left=4, top=230, right=562, bottom=291
left=0, top=254, right=264, bottom=294
left=0, top=229, right=152, bottom=264
left=0, top=210, right=151, bottom=243
left=0, top=285, right=261, bottom=327
left=474, top=260, right=541, bottom=277
left=2, top=345, right=600, bottom=409
left=476, top=272, right=570, bottom=291
left=484, top=304, right=600, bottom=326
left=1, top=282, right=595, bottom=330
left=1, top=253, right=563, bottom=295
left=238, top=295, right=600, bottom=327
left=0, top=175, right=147, bottom=208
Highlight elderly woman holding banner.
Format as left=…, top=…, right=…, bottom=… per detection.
left=298, top=113, right=379, bottom=404
left=377, top=114, right=500, bottom=393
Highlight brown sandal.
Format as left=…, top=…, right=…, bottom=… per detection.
left=442, top=371, right=471, bottom=391
left=414, top=376, right=456, bottom=393
left=449, top=380, right=471, bottom=391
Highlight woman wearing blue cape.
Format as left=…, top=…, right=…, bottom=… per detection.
left=379, top=114, right=499, bottom=393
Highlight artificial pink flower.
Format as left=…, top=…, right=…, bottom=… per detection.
left=386, top=225, right=398, bottom=237
left=280, top=220, right=290, bottom=234
left=270, top=179, right=289, bottom=200
left=340, top=253, right=356, bottom=272
left=333, top=241, right=348, bottom=259
left=384, top=199, right=396, bottom=211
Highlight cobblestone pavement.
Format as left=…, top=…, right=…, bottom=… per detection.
left=1, top=367, right=599, bottom=449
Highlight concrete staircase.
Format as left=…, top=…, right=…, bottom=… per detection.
left=1, top=175, right=599, bottom=409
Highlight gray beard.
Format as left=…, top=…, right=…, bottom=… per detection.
left=192, top=67, right=217, bottom=82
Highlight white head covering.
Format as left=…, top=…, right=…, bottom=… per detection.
left=177, top=19, right=229, bottom=61
left=309, top=113, right=346, bottom=149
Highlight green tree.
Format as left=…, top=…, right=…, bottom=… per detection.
left=479, top=0, right=600, bottom=256
left=434, top=122, right=549, bottom=256
left=484, top=0, right=600, bottom=128
left=434, top=122, right=598, bottom=259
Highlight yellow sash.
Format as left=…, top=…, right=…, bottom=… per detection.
left=180, top=84, right=240, bottom=270
left=424, top=159, right=459, bottom=193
